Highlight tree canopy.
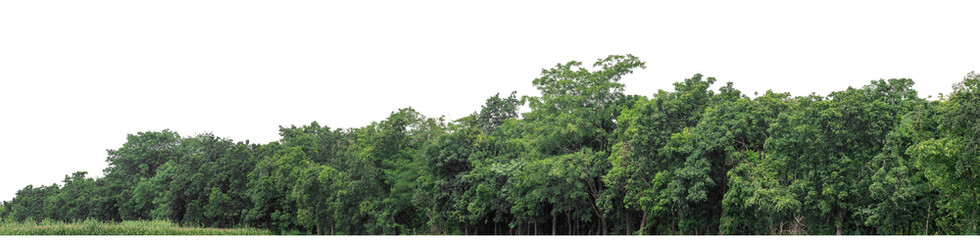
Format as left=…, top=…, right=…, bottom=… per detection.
left=1, top=56, right=976, bottom=235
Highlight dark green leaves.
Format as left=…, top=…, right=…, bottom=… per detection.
left=1, top=56, right=975, bottom=236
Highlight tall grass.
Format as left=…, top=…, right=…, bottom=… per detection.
left=0, top=219, right=270, bottom=235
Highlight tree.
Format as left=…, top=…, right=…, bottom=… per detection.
left=417, top=123, right=479, bottom=234
left=103, top=130, right=182, bottom=221
left=604, top=74, right=724, bottom=234
left=712, top=91, right=799, bottom=234
left=766, top=79, right=922, bottom=234
left=524, top=54, right=645, bottom=155
left=245, top=144, right=311, bottom=234
left=461, top=117, right=526, bottom=234
left=4, top=54, right=979, bottom=236
left=476, top=92, right=523, bottom=133
left=909, top=72, right=980, bottom=234
left=0, top=201, right=8, bottom=222
left=864, top=101, right=940, bottom=234
left=520, top=54, right=645, bottom=235
left=292, top=165, right=337, bottom=234
left=52, top=171, right=99, bottom=222
left=7, top=185, right=59, bottom=223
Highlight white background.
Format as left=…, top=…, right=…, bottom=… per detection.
left=1, top=0, right=978, bottom=202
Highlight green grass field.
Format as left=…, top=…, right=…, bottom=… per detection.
left=0, top=219, right=270, bottom=235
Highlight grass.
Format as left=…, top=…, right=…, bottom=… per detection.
left=0, top=219, right=271, bottom=235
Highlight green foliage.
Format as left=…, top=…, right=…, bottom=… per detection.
left=2, top=55, right=976, bottom=235
left=245, top=145, right=310, bottom=234
left=524, top=54, right=645, bottom=155
left=906, top=72, right=980, bottom=234
left=104, top=130, right=183, bottom=221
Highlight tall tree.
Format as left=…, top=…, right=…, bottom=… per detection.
left=604, top=74, right=723, bottom=234
left=103, top=130, right=182, bottom=221
left=909, top=72, right=980, bottom=234
left=521, top=54, right=645, bottom=234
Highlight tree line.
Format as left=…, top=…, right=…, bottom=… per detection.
left=1, top=55, right=978, bottom=235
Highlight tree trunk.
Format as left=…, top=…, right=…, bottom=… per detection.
left=836, top=210, right=843, bottom=235
left=970, top=169, right=977, bottom=232
left=567, top=211, right=571, bottom=235
left=553, top=214, right=557, bottom=235
left=925, top=203, right=931, bottom=235
left=678, top=212, right=684, bottom=235
left=601, top=215, right=608, bottom=235
left=626, top=211, right=632, bottom=234
left=639, top=211, right=648, bottom=235
left=974, top=184, right=978, bottom=233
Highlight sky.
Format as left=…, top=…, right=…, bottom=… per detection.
left=1, top=0, right=978, bottom=202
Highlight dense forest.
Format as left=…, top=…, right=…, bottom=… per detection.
left=1, top=55, right=978, bottom=235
